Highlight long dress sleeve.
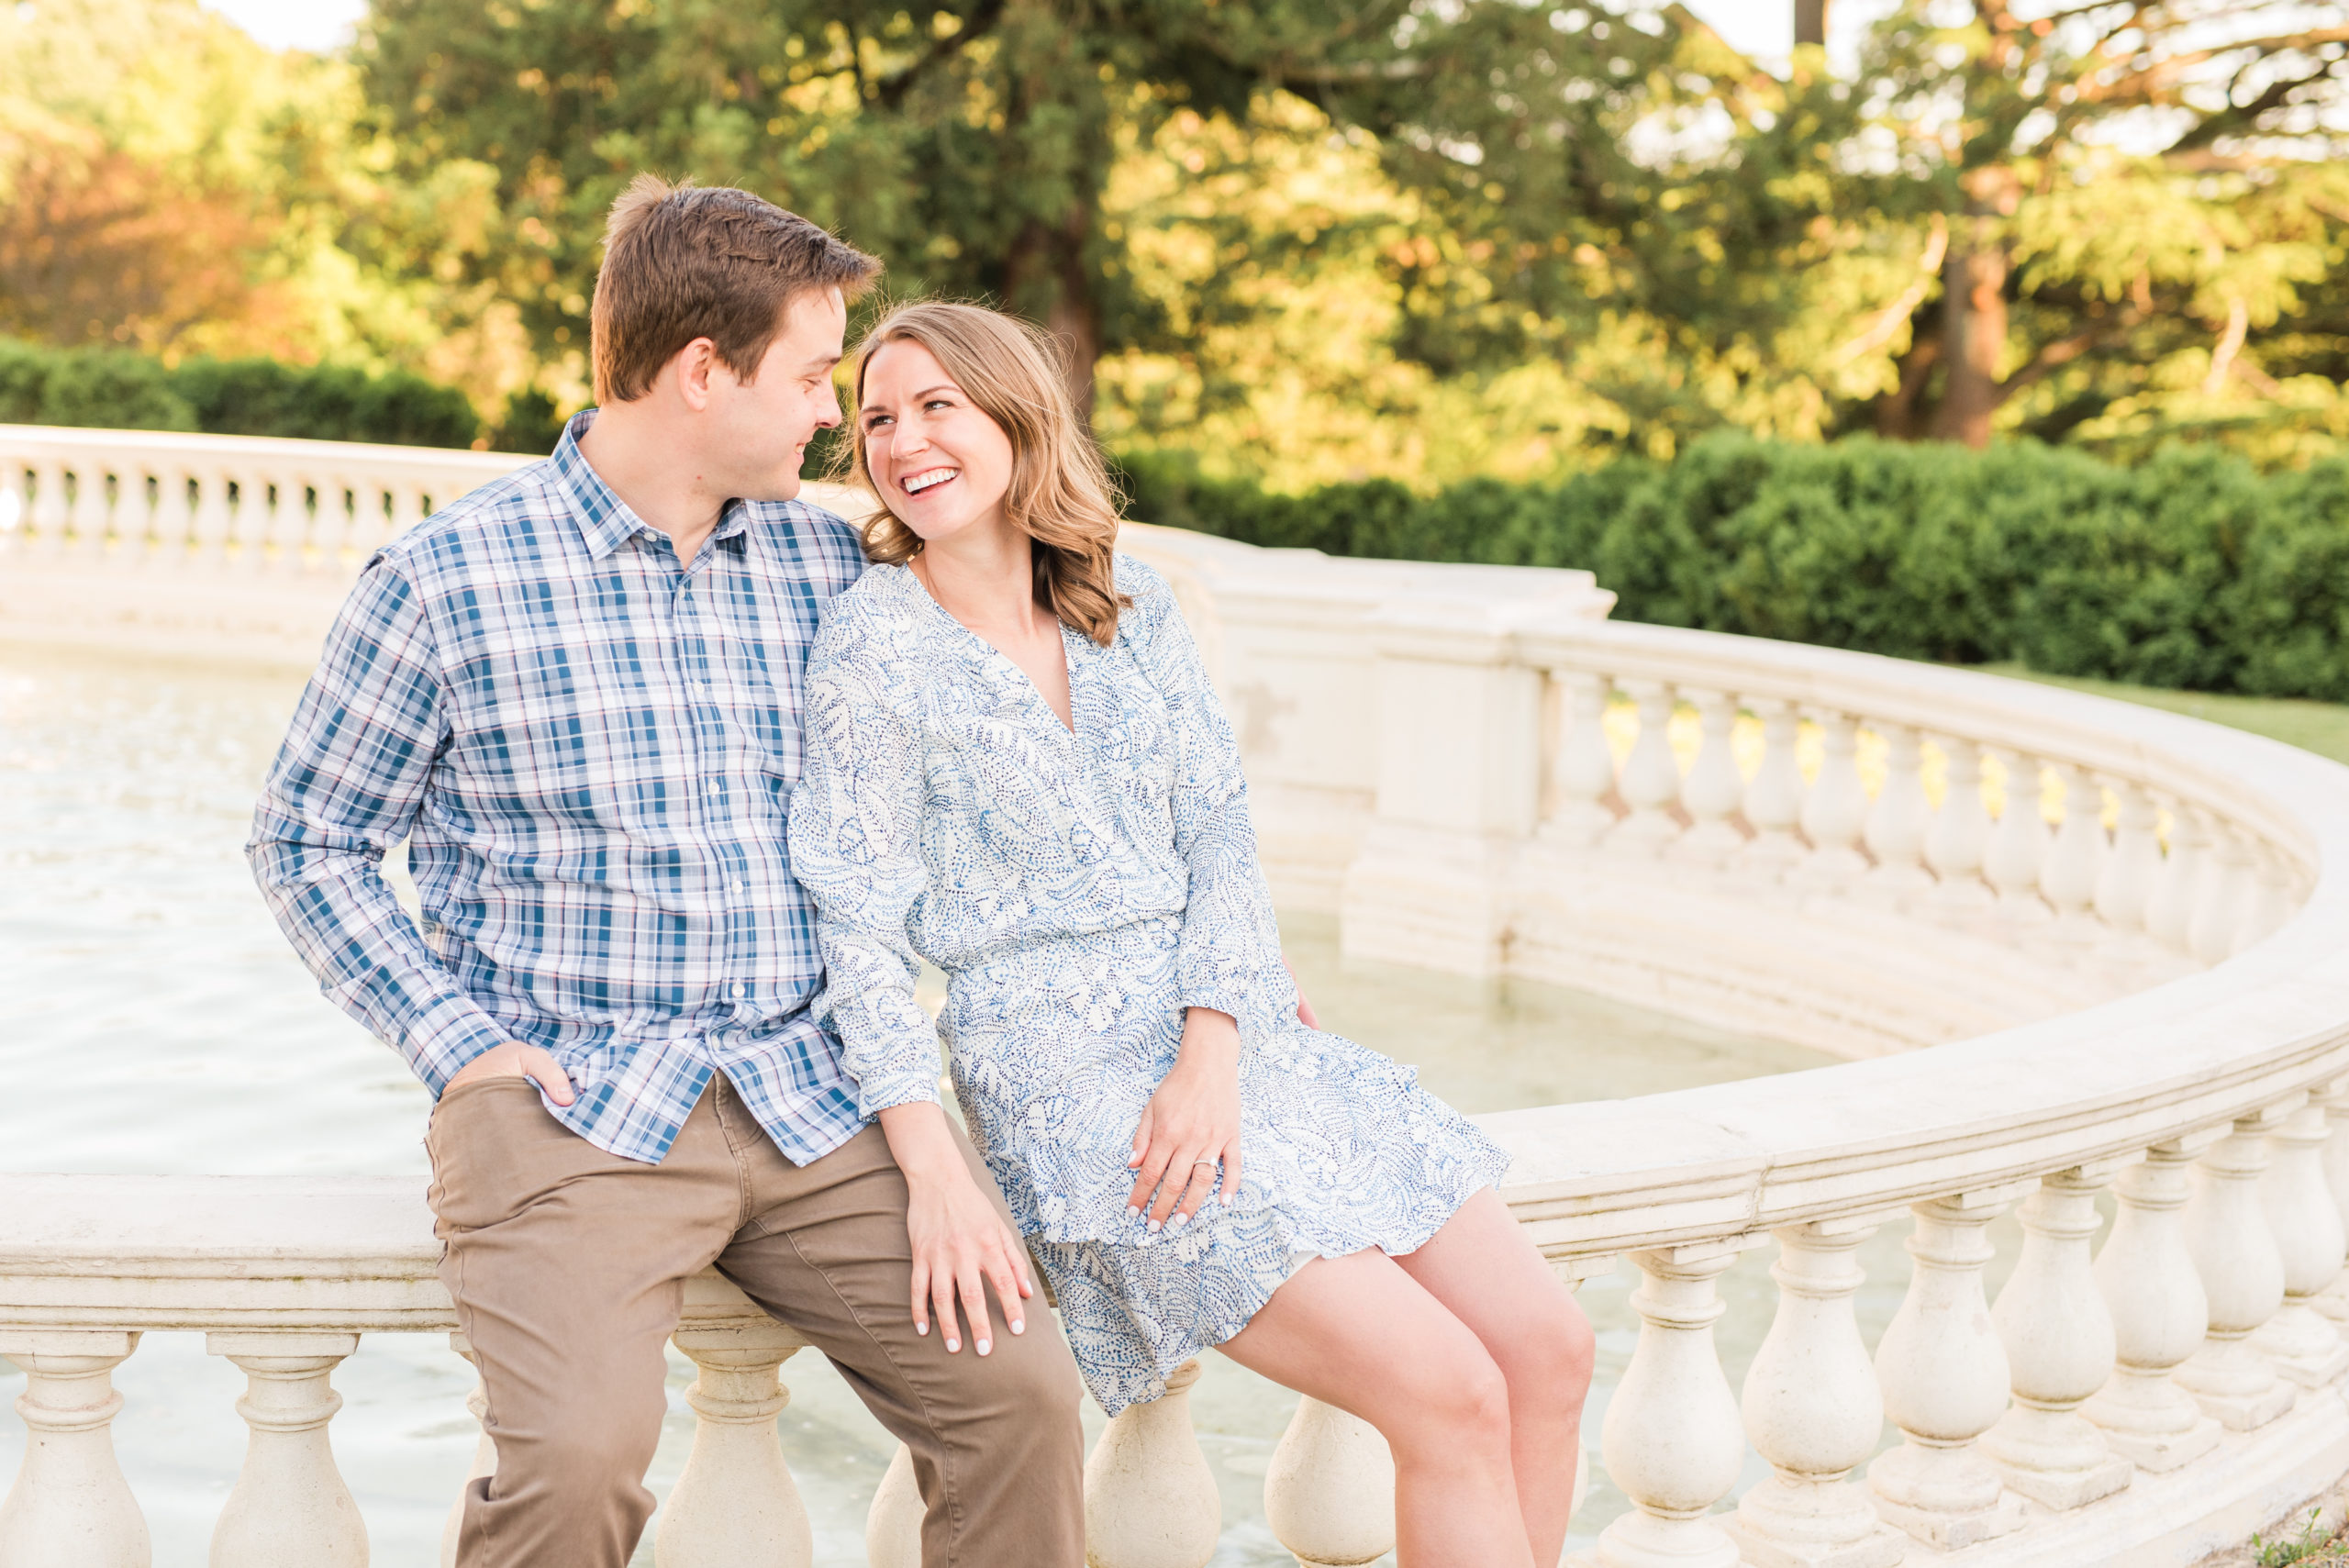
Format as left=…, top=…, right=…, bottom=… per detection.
left=787, top=600, right=946, bottom=1118
left=1119, top=562, right=1292, bottom=1030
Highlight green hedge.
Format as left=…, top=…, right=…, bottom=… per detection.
left=0, top=339, right=480, bottom=449
left=1119, top=433, right=2349, bottom=703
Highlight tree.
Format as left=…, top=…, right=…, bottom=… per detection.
left=359, top=0, right=1367, bottom=421
left=1857, top=1, right=2349, bottom=448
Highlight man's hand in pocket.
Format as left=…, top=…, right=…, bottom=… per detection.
left=446, top=1041, right=577, bottom=1106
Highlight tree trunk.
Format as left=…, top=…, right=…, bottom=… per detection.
left=1876, top=332, right=1939, bottom=440
left=1929, top=167, right=2020, bottom=448
left=1003, top=207, right=1100, bottom=427
left=1795, top=0, right=1830, bottom=47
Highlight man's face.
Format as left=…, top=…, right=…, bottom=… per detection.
left=705, top=285, right=849, bottom=502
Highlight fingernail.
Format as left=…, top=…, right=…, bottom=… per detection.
left=946, top=1338, right=960, bottom=1352
left=1168, top=1212, right=1190, bottom=1232
left=976, top=1339, right=991, bottom=1356
left=1147, top=1218, right=1163, bottom=1233
left=1012, top=1319, right=1026, bottom=1335
left=1219, top=1193, right=1232, bottom=1207
left=917, top=1323, right=929, bottom=1336
left=1125, top=1206, right=1141, bottom=1220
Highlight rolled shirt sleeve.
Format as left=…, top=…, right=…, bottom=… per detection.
left=245, top=556, right=508, bottom=1094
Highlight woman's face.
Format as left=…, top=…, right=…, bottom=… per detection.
left=858, top=339, right=1016, bottom=548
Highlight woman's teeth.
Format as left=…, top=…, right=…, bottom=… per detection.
left=904, top=469, right=957, bottom=495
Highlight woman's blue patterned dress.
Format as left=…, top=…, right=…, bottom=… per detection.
left=787, top=555, right=1510, bottom=1414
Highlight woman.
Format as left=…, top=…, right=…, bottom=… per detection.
left=788, top=301, right=1592, bottom=1567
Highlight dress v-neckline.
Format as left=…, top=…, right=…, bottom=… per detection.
left=897, top=562, right=1081, bottom=740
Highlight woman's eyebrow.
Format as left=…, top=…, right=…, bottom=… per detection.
left=862, top=384, right=960, bottom=414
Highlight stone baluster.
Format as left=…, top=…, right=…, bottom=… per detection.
left=146, top=463, right=193, bottom=569
left=2093, top=780, right=2162, bottom=935
left=2174, top=1112, right=2297, bottom=1429
left=2143, top=801, right=2205, bottom=954
left=1672, top=689, right=1746, bottom=866
left=2252, top=1104, right=2349, bottom=1385
left=1925, top=737, right=1994, bottom=910
left=439, top=1333, right=497, bottom=1568
left=1592, top=1242, right=1747, bottom=1568
left=1724, top=1220, right=1904, bottom=1568
left=2082, top=1139, right=2223, bottom=1470
left=2039, top=766, right=2109, bottom=945
left=385, top=483, right=428, bottom=554
left=312, top=476, right=353, bottom=575
left=1610, top=682, right=1684, bottom=855
left=1084, top=1358, right=1220, bottom=1568
left=1868, top=1188, right=2027, bottom=1550
left=2188, top=820, right=2254, bottom=967
left=0, top=458, right=26, bottom=550
left=1861, top=724, right=1932, bottom=903
left=2235, top=843, right=2295, bottom=955
left=0, top=1329, right=150, bottom=1568
left=206, top=1332, right=368, bottom=1567
left=1982, top=751, right=2051, bottom=925
left=189, top=464, right=236, bottom=571
left=865, top=1444, right=921, bottom=1568
left=1544, top=673, right=1619, bottom=848
left=656, top=1321, right=813, bottom=1568
left=1739, top=699, right=1807, bottom=881
left=1980, top=1168, right=2132, bottom=1507
left=66, top=454, right=107, bottom=558
left=27, top=457, right=71, bottom=554
left=2316, top=1079, right=2349, bottom=1326
left=1794, top=710, right=1867, bottom=889
left=1264, top=1396, right=1396, bottom=1568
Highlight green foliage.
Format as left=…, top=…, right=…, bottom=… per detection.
left=172, top=357, right=478, bottom=447
left=0, top=339, right=195, bottom=428
left=0, top=339, right=477, bottom=446
left=2252, top=1508, right=2342, bottom=1567
left=489, top=388, right=569, bottom=456
left=1130, top=432, right=2349, bottom=703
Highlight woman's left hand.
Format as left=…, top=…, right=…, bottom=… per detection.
left=1127, top=1006, right=1243, bottom=1230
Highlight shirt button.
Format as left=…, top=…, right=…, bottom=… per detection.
left=694, top=681, right=708, bottom=695
left=732, top=984, right=746, bottom=999
left=730, top=880, right=744, bottom=894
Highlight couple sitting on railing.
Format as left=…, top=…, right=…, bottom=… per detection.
left=242, top=175, right=1593, bottom=1567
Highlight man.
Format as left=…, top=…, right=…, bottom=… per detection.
left=247, top=175, right=1084, bottom=1567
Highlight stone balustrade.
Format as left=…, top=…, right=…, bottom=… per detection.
left=10, top=428, right=2349, bottom=1564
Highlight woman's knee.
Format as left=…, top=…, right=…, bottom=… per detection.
left=1384, top=1343, right=1516, bottom=1462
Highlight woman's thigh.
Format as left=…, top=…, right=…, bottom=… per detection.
left=1394, top=1188, right=1593, bottom=1391
left=1215, top=1248, right=1508, bottom=1439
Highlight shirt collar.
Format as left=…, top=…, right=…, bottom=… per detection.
left=550, top=408, right=754, bottom=562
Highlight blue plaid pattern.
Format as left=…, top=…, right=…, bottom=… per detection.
left=248, top=412, right=874, bottom=1164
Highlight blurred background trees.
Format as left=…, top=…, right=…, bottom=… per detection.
left=2, top=0, right=2344, bottom=481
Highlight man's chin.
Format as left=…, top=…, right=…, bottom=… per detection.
left=737, top=466, right=805, bottom=504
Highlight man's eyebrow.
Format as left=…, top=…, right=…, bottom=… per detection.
left=860, top=383, right=961, bottom=414
left=799, top=351, right=842, bottom=373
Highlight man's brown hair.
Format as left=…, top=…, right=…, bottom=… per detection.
left=591, top=174, right=881, bottom=404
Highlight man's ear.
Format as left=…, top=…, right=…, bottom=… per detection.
left=671, top=338, right=719, bottom=412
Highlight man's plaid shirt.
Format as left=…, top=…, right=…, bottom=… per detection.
left=248, top=413, right=874, bottom=1164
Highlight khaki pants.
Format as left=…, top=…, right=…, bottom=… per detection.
left=425, top=1074, right=1085, bottom=1568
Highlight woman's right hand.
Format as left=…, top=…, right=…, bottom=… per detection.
left=878, top=1102, right=1033, bottom=1354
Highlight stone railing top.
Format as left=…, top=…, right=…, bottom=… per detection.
left=0, top=421, right=540, bottom=477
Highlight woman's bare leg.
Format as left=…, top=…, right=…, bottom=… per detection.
left=1217, top=1248, right=1538, bottom=1568
left=1396, top=1188, right=1595, bottom=1565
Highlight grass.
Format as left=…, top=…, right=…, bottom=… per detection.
left=2254, top=1509, right=2349, bottom=1566
left=1976, top=662, right=2349, bottom=768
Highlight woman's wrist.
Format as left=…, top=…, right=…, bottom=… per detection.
left=1177, top=1006, right=1242, bottom=1067
left=876, top=1101, right=972, bottom=1187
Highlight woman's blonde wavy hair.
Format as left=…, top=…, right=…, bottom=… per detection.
left=839, top=301, right=1130, bottom=645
